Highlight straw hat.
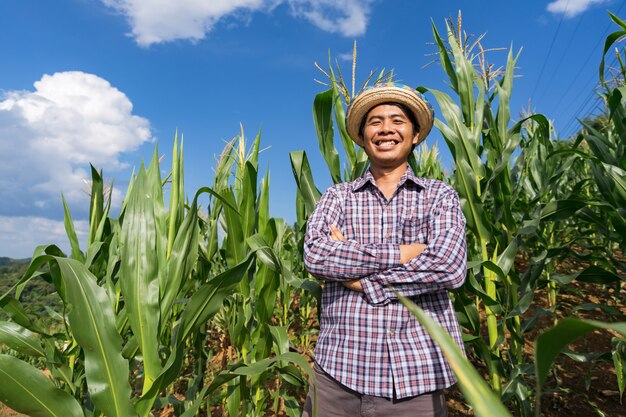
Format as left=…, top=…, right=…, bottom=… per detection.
left=345, top=83, right=434, bottom=147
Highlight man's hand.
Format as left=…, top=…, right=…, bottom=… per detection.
left=329, top=224, right=364, bottom=292
left=330, top=224, right=345, bottom=242
left=328, top=225, right=427, bottom=290
left=399, top=243, right=427, bottom=264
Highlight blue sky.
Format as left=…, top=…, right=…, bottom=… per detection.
left=0, top=0, right=623, bottom=258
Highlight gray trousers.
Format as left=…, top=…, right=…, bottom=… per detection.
left=301, top=364, right=448, bottom=417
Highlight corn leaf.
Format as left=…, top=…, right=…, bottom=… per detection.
left=62, top=195, right=84, bottom=262
left=313, top=89, right=342, bottom=183
left=289, top=150, right=322, bottom=215
left=119, top=163, right=162, bottom=393
left=431, top=20, right=458, bottom=92
left=167, top=132, right=182, bottom=258
left=222, top=187, right=246, bottom=267
left=535, top=318, right=626, bottom=397
left=551, top=265, right=625, bottom=285
left=0, top=354, right=83, bottom=417
left=399, top=297, right=513, bottom=417
left=0, top=321, right=44, bottom=357
left=328, top=68, right=356, bottom=174
left=51, top=256, right=137, bottom=417
left=160, top=185, right=202, bottom=321
left=258, top=170, right=270, bottom=236
left=599, top=12, right=626, bottom=84
left=88, top=164, right=104, bottom=247
left=240, top=161, right=258, bottom=240
left=136, top=254, right=255, bottom=416
left=0, top=296, right=42, bottom=333
left=540, top=199, right=586, bottom=221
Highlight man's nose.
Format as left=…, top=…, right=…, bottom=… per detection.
left=380, top=118, right=394, bottom=132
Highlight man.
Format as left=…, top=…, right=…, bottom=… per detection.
left=301, top=83, right=467, bottom=417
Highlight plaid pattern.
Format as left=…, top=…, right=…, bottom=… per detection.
left=304, top=167, right=467, bottom=399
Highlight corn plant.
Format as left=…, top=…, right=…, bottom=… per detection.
left=0, top=133, right=316, bottom=417
left=426, top=19, right=531, bottom=401
left=204, top=130, right=320, bottom=416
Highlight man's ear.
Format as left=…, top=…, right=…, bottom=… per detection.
left=411, top=130, right=420, bottom=145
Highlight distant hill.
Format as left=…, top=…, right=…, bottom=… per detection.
left=0, top=257, right=30, bottom=267
left=0, top=256, right=62, bottom=320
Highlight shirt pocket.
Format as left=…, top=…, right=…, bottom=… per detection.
left=401, top=209, right=429, bottom=245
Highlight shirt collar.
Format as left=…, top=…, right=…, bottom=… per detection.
left=353, top=165, right=425, bottom=192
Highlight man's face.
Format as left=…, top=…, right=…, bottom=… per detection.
left=361, top=103, right=419, bottom=170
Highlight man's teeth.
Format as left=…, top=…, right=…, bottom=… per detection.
left=377, top=140, right=397, bottom=146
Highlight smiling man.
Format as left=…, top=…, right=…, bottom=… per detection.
left=302, top=83, right=467, bottom=417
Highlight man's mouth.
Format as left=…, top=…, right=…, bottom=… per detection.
left=373, top=139, right=400, bottom=148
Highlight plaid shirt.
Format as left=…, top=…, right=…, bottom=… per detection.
left=304, top=167, right=467, bottom=399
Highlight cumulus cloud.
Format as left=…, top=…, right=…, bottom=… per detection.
left=0, top=216, right=89, bottom=259
left=101, top=0, right=374, bottom=46
left=288, top=0, right=370, bottom=37
left=0, top=71, right=151, bottom=217
left=547, top=0, right=609, bottom=18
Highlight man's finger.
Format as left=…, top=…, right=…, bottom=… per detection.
left=330, top=224, right=346, bottom=241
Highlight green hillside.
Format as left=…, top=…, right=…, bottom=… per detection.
left=0, top=257, right=62, bottom=319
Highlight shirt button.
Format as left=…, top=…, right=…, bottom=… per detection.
left=388, top=331, right=395, bottom=337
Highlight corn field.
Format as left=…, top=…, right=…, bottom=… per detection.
left=1, top=13, right=625, bottom=417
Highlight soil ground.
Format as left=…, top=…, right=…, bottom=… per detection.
left=447, top=279, right=625, bottom=417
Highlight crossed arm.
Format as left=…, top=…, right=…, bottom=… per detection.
left=329, top=224, right=426, bottom=292
left=303, top=186, right=467, bottom=304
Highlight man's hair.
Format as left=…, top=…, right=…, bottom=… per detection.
left=358, top=102, right=420, bottom=152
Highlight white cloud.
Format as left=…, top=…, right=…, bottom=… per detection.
left=0, top=71, right=151, bottom=217
left=101, top=0, right=374, bottom=46
left=0, top=216, right=89, bottom=259
left=547, top=0, right=609, bottom=18
left=288, top=0, right=371, bottom=37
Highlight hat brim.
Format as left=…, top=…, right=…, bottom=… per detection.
left=346, top=86, right=434, bottom=147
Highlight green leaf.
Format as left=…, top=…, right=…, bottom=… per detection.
left=552, top=265, right=625, bottom=285
left=52, top=256, right=137, bottom=417
left=222, top=187, right=246, bottom=267
left=135, top=254, right=256, bottom=416
left=600, top=12, right=626, bottom=84
left=119, top=162, right=162, bottom=393
left=535, top=318, right=626, bottom=393
left=612, top=345, right=625, bottom=402
left=329, top=75, right=356, bottom=175
left=240, top=161, right=258, bottom=239
left=431, top=20, right=457, bottom=92
left=0, top=354, right=83, bottom=417
left=0, top=320, right=45, bottom=357
left=399, top=296, right=513, bottom=417
left=313, top=89, right=342, bottom=183
left=540, top=199, right=586, bottom=221
left=454, top=158, right=491, bottom=240
left=0, top=296, right=45, bottom=334
left=290, top=150, right=322, bottom=216
left=88, top=164, right=105, bottom=247
left=269, top=325, right=291, bottom=356
left=258, top=170, right=271, bottom=236
left=603, top=163, right=626, bottom=202
left=62, top=195, right=84, bottom=262
left=167, top=132, right=182, bottom=259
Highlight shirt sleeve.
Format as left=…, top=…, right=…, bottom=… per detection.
left=360, top=186, right=467, bottom=305
left=304, top=186, right=401, bottom=282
